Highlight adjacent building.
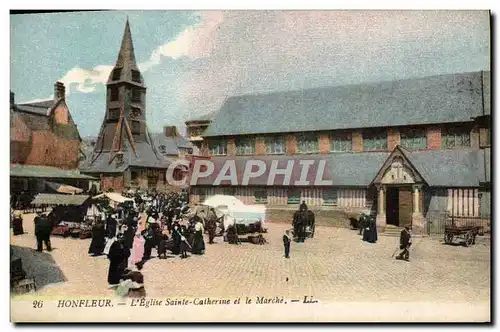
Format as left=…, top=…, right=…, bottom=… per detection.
left=152, top=126, right=194, bottom=158
left=10, top=82, right=96, bottom=195
left=188, top=71, right=491, bottom=233
left=80, top=19, right=184, bottom=193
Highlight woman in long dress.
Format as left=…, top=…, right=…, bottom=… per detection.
left=107, top=236, right=128, bottom=287
left=129, top=233, right=145, bottom=267
left=192, top=220, right=205, bottom=255
left=88, top=221, right=106, bottom=256
left=12, top=213, right=24, bottom=236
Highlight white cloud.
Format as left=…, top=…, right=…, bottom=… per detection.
left=59, top=65, right=113, bottom=94
left=139, top=11, right=224, bottom=72
left=56, top=12, right=224, bottom=94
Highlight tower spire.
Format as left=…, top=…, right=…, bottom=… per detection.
left=115, top=17, right=138, bottom=70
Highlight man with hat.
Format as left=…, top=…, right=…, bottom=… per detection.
left=396, top=224, right=412, bottom=261
left=34, top=212, right=52, bottom=252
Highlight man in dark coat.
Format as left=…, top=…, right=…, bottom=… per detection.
left=107, top=235, right=128, bottom=287
left=283, top=229, right=291, bottom=258
left=34, top=213, right=52, bottom=252
left=88, top=221, right=106, bottom=256
left=296, top=202, right=308, bottom=242
left=205, top=209, right=217, bottom=244
left=105, top=215, right=117, bottom=239
left=396, top=224, right=412, bottom=261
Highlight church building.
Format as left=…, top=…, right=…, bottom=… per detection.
left=81, top=19, right=180, bottom=192
left=187, top=71, right=491, bottom=234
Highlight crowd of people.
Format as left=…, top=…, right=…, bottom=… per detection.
left=11, top=189, right=414, bottom=298
left=83, top=191, right=223, bottom=298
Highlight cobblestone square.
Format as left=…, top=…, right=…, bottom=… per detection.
left=10, top=213, right=490, bottom=321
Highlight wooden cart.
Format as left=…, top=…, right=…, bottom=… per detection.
left=444, top=225, right=483, bottom=247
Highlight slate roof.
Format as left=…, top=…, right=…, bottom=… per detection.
left=15, top=100, right=56, bottom=116
left=80, top=139, right=171, bottom=173
left=186, top=111, right=217, bottom=123
left=151, top=133, right=193, bottom=156
left=10, top=164, right=96, bottom=180
left=31, top=193, right=90, bottom=206
left=408, top=149, right=482, bottom=187
left=11, top=99, right=81, bottom=141
left=204, top=71, right=490, bottom=137
left=192, top=149, right=485, bottom=187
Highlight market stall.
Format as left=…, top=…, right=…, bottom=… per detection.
left=31, top=194, right=92, bottom=239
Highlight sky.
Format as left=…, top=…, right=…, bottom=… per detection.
left=10, top=10, right=490, bottom=138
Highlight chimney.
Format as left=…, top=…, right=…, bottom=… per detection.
left=10, top=91, right=14, bottom=106
left=163, top=126, right=179, bottom=137
left=54, top=81, right=65, bottom=100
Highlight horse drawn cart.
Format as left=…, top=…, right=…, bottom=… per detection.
left=444, top=225, right=483, bottom=247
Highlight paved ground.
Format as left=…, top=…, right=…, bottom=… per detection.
left=10, top=213, right=490, bottom=305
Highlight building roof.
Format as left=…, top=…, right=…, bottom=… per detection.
left=31, top=193, right=90, bottom=206
left=10, top=164, right=96, bottom=180
left=15, top=100, right=57, bottom=116
left=151, top=133, right=193, bottom=156
left=186, top=111, right=217, bottom=123
left=192, top=149, right=485, bottom=187
left=204, top=71, right=490, bottom=137
left=11, top=98, right=81, bottom=141
left=80, top=139, right=171, bottom=173
left=407, top=149, right=482, bottom=187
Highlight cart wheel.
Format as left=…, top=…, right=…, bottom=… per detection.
left=464, top=232, right=473, bottom=247
left=444, top=233, right=453, bottom=244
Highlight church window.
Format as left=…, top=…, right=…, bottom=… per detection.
left=330, top=132, right=352, bottom=152
left=287, top=189, right=301, bottom=204
left=401, top=128, right=427, bottom=150
left=266, top=136, right=285, bottom=154
left=209, top=140, right=227, bottom=156
left=297, top=132, right=319, bottom=153
left=132, top=70, right=141, bottom=83
left=442, top=126, right=471, bottom=149
left=236, top=137, right=255, bottom=155
left=131, top=120, right=141, bottom=134
left=108, top=108, right=120, bottom=120
left=110, top=87, right=119, bottom=101
left=254, top=190, right=268, bottom=204
left=112, top=68, right=122, bottom=81
left=132, top=89, right=141, bottom=102
left=323, top=188, right=338, bottom=206
left=363, top=129, right=387, bottom=151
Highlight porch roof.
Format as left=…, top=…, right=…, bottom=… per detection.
left=10, top=164, right=97, bottom=180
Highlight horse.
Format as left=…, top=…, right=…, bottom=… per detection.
left=292, top=209, right=315, bottom=241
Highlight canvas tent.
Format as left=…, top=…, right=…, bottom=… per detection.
left=93, top=192, right=134, bottom=203
left=45, top=181, right=84, bottom=194
left=31, top=193, right=90, bottom=206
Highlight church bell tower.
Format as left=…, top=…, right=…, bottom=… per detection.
left=86, top=18, right=163, bottom=172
